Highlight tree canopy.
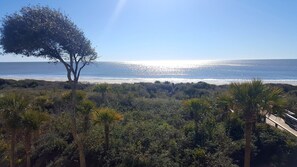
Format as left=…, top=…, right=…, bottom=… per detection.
left=0, top=80, right=296, bottom=166
left=0, top=6, right=98, bottom=166
left=229, top=80, right=285, bottom=167
left=0, top=6, right=97, bottom=82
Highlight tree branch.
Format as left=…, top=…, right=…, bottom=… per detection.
left=57, top=56, right=72, bottom=81
left=76, top=61, right=87, bottom=82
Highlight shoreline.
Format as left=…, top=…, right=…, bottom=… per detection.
left=1, top=76, right=297, bottom=85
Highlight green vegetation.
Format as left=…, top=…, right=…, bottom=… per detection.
left=92, top=107, right=123, bottom=151
left=229, top=80, right=285, bottom=167
left=1, top=6, right=97, bottom=167
left=1, top=4, right=296, bottom=167
left=0, top=79, right=296, bottom=167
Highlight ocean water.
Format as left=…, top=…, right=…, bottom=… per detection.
left=0, top=59, right=296, bottom=85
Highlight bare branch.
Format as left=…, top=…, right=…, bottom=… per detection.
left=77, top=61, right=88, bottom=82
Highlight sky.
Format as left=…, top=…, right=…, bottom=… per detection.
left=0, top=0, right=297, bottom=62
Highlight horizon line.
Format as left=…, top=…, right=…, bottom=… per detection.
left=0, top=58, right=297, bottom=63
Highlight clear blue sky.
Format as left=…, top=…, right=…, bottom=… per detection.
left=0, top=0, right=297, bottom=61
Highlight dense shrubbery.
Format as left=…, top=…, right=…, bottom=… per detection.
left=0, top=79, right=297, bottom=166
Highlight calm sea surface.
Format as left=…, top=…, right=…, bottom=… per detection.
left=0, top=59, right=296, bottom=84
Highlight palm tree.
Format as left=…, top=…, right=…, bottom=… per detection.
left=0, top=93, right=29, bottom=167
left=93, top=84, right=110, bottom=102
left=183, top=98, right=210, bottom=146
left=77, top=100, right=95, bottom=131
left=22, top=109, right=49, bottom=167
left=229, top=80, right=284, bottom=167
left=92, top=107, right=123, bottom=151
left=62, top=90, right=87, bottom=166
left=216, top=92, right=234, bottom=121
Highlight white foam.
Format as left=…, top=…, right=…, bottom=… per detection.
left=1, top=75, right=297, bottom=85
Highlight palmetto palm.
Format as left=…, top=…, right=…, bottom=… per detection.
left=0, top=93, right=29, bottom=167
left=230, top=80, right=284, bottom=167
left=92, top=107, right=123, bottom=151
left=77, top=100, right=95, bottom=131
left=216, top=92, right=234, bottom=121
left=93, top=84, right=110, bottom=100
left=183, top=98, right=210, bottom=146
left=22, top=109, right=49, bottom=167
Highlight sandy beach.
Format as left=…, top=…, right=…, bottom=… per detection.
left=1, top=75, right=297, bottom=85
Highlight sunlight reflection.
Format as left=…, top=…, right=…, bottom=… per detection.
left=123, top=60, right=218, bottom=69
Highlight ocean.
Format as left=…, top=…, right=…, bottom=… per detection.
left=0, top=59, right=296, bottom=85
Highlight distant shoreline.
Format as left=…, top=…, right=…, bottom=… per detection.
left=1, top=60, right=297, bottom=85
left=1, top=76, right=297, bottom=85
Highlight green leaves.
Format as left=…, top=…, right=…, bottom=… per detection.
left=0, top=93, right=29, bottom=129
left=77, top=100, right=95, bottom=115
left=1, top=6, right=96, bottom=58
left=22, top=109, right=49, bottom=131
left=92, top=107, right=123, bottom=125
left=230, top=79, right=285, bottom=122
left=1, top=6, right=97, bottom=82
left=183, top=98, right=210, bottom=122
left=93, top=84, right=110, bottom=94
left=0, top=92, right=50, bottom=131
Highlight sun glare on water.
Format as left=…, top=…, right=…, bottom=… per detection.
left=119, top=60, right=219, bottom=76
left=123, top=60, right=217, bottom=69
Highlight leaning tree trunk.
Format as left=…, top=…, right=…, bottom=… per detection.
left=70, top=81, right=86, bottom=167
left=10, top=129, right=16, bottom=167
left=244, top=121, right=252, bottom=167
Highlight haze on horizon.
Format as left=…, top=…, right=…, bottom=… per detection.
left=0, top=0, right=297, bottom=62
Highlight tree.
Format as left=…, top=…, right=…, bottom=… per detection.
left=0, top=93, right=29, bottom=167
left=0, top=6, right=97, bottom=167
left=77, top=100, right=95, bottom=132
left=229, top=80, right=285, bottom=167
left=92, top=108, right=123, bottom=151
left=93, top=84, right=110, bottom=99
left=216, top=92, right=234, bottom=121
left=22, top=109, right=49, bottom=167
left=183, top=98, right=211, bottom=146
